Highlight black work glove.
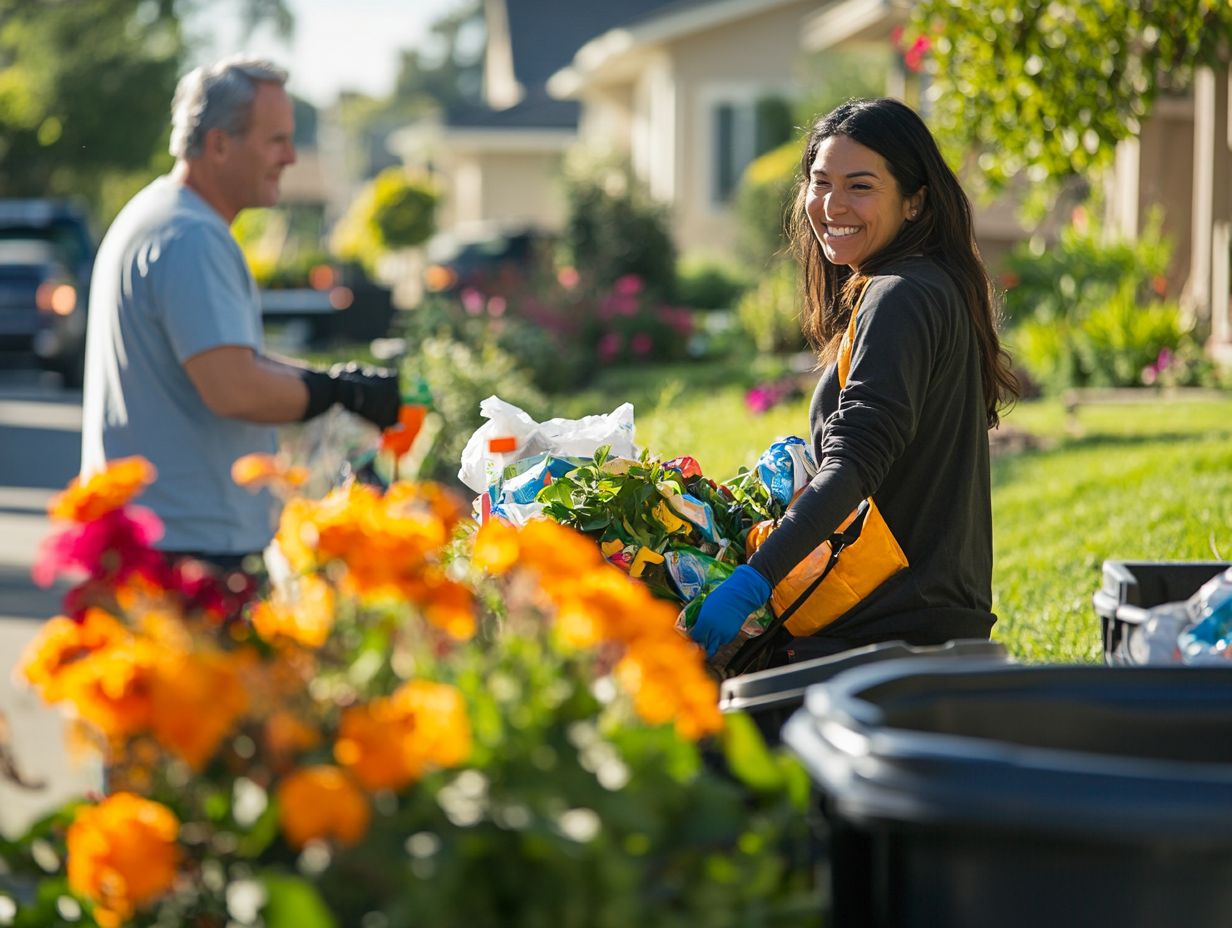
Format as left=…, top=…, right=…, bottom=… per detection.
left=300, top=362, right=401, bottom=430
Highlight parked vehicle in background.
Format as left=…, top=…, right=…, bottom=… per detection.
left=422, top=227, right=555, bottom=297
left=0, top=200, right=94, bottom=386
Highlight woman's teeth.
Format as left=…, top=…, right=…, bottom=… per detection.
left=827, top=225, right=859, bottom=237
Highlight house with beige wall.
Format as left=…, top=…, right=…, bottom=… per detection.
left=548, top=0, right=816, bottom=255
left=389, top=0, right=672, bottom=245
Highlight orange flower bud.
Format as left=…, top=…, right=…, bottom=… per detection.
left=276, top=765, right=370, bottom=849
left=67, top=792, right=179, bottom=925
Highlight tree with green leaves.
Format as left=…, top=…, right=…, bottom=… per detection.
left=0, top=0, right=292, bottom=224
left=913, top=0, right=1232, bottom=190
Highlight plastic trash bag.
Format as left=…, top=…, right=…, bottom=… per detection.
left=457, top=396, right=637, bottom=493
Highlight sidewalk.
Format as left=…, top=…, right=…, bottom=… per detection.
left=0, top=383, right=102, bottom=837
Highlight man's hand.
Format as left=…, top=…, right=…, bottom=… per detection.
left=689, top=564, right=772, bottom=657
left=329, top=362, right=401, bottom=430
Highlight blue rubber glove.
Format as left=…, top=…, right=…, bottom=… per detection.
left=690, top=564, right=772, bottom=658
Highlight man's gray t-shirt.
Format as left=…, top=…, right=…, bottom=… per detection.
left=80, top=176, right=277, bottom=554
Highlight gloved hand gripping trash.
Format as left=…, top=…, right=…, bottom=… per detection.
left=300, top=362, right=402, bottom=430
left=688, top=564, right=772, bottom=658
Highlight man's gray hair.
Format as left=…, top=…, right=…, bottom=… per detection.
left=169, top=55, right=289, bottom=160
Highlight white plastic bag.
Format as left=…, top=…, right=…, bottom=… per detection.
left=457, top=396, right=637, bottom=493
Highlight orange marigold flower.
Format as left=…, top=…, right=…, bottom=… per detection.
left=335, top=680, right=471, bottom=792
left=277, top=765, right=370, bottom=849
left=148, top=650, right=249, bottom=769
left=19, top=610, right=131, bottom=703
left=516, top=519, right=604, bottom=577
left=55, top=637, right=159, bottom=740
left=617, top=643, right=722, bottom=740
left=250, top=573, right=336, bottom=648
left=263, top=710, right=321, bottom=768
left=49, top=457, right=156, bottom=523
left=274, top=497, right=320, bottom=574
left=67, top=792, right=179, bottom=927
left=231, top=453, right=308, bottom=491
left=417, top=570, right=475, bottom=641
left=472, top=519, right=519, bottom=575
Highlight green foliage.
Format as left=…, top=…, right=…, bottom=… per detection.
left=0, top=0, right=182, bottom=212
left=332, top=168, right=437, bottom=272
left=1001, top=211, right=1200, bottom=390
left=1000, top=210, right=1172, bottom=326
left=1012, top=284, right=1183, bottom=390
left=913, top=0, right=1232, bottom=192
left=0, top=0, right=292, bottom=223
left=675, top=253, right=753, bottom=311
left=559, top=155, right=677, bottom=298
left=733, top=140, right=803, bottom=270
left=400, top=334, right=545, bottom=485
left=735, top=260, right=805, bottom=355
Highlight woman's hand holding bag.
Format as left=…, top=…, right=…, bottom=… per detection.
left=688, top=565, right=771, bottom=657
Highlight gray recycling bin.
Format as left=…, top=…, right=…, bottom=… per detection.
left=719, top=639, right=1007, bottom=747
left=783, top=661, right=1232, bottom=928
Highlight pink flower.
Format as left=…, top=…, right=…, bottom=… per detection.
left=745, top=387, right=774, bottom=414
left=33, top=506, right=164, bottom=588
left=487, top=296, right=507, bottom=317
left=461, top=288, right=484, bottom=315
left=598, top=332, right=622, bottom=362
left=631, top=333, right=653, bottom=356
left=614, top=275, right=643, bottom=297
left=557, top=266, right=580, bottom=290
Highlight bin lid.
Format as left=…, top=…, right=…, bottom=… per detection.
left=719, top=639, right=1006, bottom=714
left=783, top=661, right=1232, bottom=843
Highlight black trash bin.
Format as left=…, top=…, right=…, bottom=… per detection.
left=1093, top=560, right=1230, bottom=664
left=719, top=639, right=1007, bottom=747
left=783, top=661, right=1232, bottom=928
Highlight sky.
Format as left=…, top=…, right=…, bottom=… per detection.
left=190, top=0, right=470, bottom=108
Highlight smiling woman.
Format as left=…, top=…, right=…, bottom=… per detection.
left=687, top=97, right=1021, bottom=665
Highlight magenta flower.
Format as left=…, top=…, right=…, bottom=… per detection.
left=614, top=274, right=644, bottom=297
left=33, top=506, right=164, bottom=588
left=631, top=333, right=653, bottom=356
left=461, top=288, right=485, bottom=315
left=598, top=332, right=622, bottom=362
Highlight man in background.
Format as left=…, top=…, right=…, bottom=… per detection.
left=81, top=56, right=399, bottom=573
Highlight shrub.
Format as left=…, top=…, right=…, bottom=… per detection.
left=675, top=253, right=753, bottom=310
left=733, top=139, right=803, bottom=270
left=407, top=272, right=695, bottom=395
left=401, top=334, right=545, bottom=485
left=735, top=260, right=804, bottom=355
left=332, top=168, right=438, bottom=273
left=999, top=208, right=1225, bottom=392
left=1000, top=208, right=1172, bottom=328
left=559, top=155, right=677, bottom=299
left=1011, top=282, right=1186, bottom=390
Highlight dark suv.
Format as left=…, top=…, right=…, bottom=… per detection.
left=0, top=199, right=94, bottom=386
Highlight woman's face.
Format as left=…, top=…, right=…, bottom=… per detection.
left=805, top=134, right=922, bottom=272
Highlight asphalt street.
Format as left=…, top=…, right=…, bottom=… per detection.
left=0, top=362, right=101, bottom=837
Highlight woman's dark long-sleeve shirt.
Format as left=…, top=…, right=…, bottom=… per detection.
left=747, top=256, right=995, bottom=648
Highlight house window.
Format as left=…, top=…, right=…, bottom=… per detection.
left=711, top=96, right=793, bottom=206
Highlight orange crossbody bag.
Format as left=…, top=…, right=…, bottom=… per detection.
left=748, top=282, right=909, bottom=638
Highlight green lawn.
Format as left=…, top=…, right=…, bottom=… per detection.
left=566, top=362, right=1232, bottom=664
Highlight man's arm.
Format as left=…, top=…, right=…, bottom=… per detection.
left=183, top=345, right=309, bottom=423
left=183, top=345, right=403, bottom=429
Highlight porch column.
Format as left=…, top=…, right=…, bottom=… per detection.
left=1190, top=65, right=1232, bottom=361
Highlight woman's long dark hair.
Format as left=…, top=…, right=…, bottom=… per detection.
left=790, top=98, right=1018, bottom=427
